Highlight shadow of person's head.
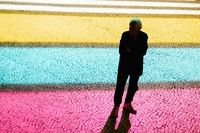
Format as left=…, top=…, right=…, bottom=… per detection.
left=101, top=116, right=117, bottom=133
left=101, top=110, right=131, bottom=133
left=115, top=110, right=131, bottom=133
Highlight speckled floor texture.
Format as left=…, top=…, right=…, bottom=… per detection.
left=1, top=1, right=200, bottom=132
left=0, top=86, right=200, bottom=133
left=0, top=47, right=200, bottom=133
left=1, top=47, right=200, bottom=84
left=1, top=14, right=200, bottom=47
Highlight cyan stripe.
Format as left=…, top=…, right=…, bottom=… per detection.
left=0, top=47, right=199, bottom=85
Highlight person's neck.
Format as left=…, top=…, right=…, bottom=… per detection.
left=129, top=31, right=139, bottom=37
left=129, top=31, right=139, bottom=38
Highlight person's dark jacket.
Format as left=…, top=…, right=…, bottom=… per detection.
left=118, top=31, right=148, bottom=76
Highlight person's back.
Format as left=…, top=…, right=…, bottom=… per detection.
left=119, top=30, right=148, bottom=76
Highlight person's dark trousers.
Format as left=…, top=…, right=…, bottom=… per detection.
left=114, top=71, right=140, bottom=106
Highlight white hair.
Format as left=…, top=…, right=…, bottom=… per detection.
left=130, top=18, right=142, bottom=28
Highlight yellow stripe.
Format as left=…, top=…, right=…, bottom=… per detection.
left=0, top=13, right=200, bottom=47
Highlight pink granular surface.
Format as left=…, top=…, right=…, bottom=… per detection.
left=0, top=88, right=200, bottom=133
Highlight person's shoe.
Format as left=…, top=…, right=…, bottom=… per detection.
left=123, top=103, right=137, bottom=114
left=110, top=106, right=119, bottom=118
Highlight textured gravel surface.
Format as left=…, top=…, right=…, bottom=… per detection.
left=1, top=1, right=199, bottom=132
left=1, top=13, right=200, bottom=47
left=0, top=87, right=200, bottom=133
left=0, top=47, right=200, bottom=85
left=0, top=47, right=200, bottom=133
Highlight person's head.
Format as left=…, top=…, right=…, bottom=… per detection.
left=129, top=18, right=142, bottom=33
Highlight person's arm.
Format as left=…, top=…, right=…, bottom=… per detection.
left=119, top=32, right=131, bottom=55
left=142, top=34, right=148, bottom=56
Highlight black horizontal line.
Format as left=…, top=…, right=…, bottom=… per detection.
left=0, top=81, right=200, bottom=92
left=0, top=42, right=200, bottom=48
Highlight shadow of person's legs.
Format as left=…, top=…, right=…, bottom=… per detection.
left=115, top=110, right=131, bottom=133
left=101, top=116, right=117, bottom=133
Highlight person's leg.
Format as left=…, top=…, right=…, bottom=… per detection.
left=123, top=75, right=139, bottom=114
left=110, top=71, right=128, bottom=117
left=114, top=71, right=128, bottom=106
left=125, top=75, right=139, bottom=104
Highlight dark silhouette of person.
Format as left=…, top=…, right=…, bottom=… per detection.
left=110, top=18, right=148, bottom=117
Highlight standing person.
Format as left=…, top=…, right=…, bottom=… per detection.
left=110, top=18, right=148, bottom=117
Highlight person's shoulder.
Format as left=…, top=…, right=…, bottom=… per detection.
left=140, top=31, right=147, bottom=36
left=121, top=31, right=130, bottom=38
left=139, top=31, right=148, bottom=38
left=122, top=31, right=129, bottom=35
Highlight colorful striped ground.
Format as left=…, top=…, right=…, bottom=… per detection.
left=0, top=0, right=200, bottom=133
left=1, top=47, right=200, bottom=85
left=0, top=87, right=200, bottom=133
left=0, top=13, right=200, bottom=47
